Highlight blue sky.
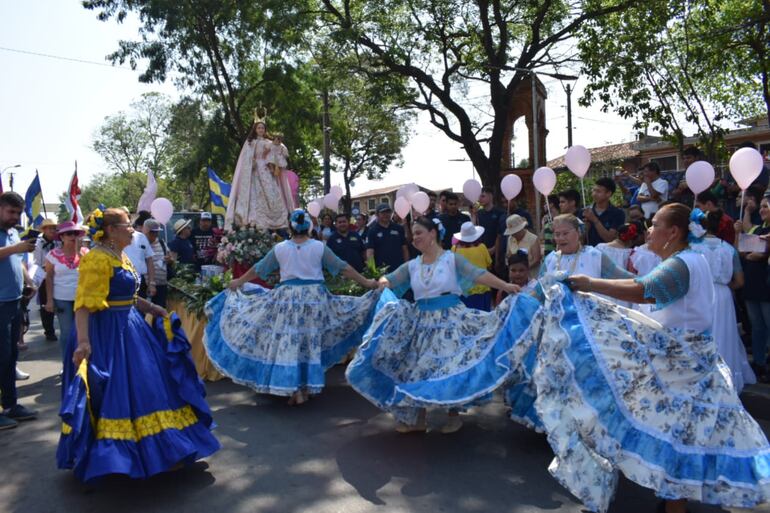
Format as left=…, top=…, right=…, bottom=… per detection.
left=0, top=0, right=638, bottom=204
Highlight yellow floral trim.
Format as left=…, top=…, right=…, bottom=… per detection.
left=75, top=250, right=138, bottom=311
left=62, top=423, right=73, bottom=435
left=95, top=405, right=199, bottom=442
left=163, top=315, right=174, bottom=342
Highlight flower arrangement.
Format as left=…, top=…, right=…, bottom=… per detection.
left=216, top=223, right=276, bottom=268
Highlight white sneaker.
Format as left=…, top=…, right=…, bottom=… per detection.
left=15, top=367, right=30, bottom=381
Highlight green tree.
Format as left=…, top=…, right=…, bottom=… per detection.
left=83, top=0, right=324, bottom=189
left=317, top=0, right=634, bottom=195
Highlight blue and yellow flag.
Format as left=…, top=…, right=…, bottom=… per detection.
left=24, top=173, right=44, bottom=227
left=207, top=167, right=231, bottom=216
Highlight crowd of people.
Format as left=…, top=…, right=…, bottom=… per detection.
left=1, top=140, right=770, bottom=513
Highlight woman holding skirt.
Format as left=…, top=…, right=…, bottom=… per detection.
left=346, top=216, right=540, bottom=434
left=553, top=203, right=770, bottom=513
left=57, top=208, right=220, bottom=483
left=205, top=209, right=380, bottom=405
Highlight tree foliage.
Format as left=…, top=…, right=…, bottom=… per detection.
left=578, top=0, right=770, bottom=161
left=316, top=0, right=634, bottom=195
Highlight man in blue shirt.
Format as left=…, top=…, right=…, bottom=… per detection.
left=366, top=204, right=409, bottom=273
left=583, top=177, right=625, bottom=246
left=438, top=192, right=471, bottom=249
left=327, top=213, right=366, bottom=272
left=0, top=192, right=38, bottom=429
left=476, top=186, right=505, bottom=256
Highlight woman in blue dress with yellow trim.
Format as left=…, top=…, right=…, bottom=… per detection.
left=346, top=216, right=540, bottom=434
left=204, top=209, right=380, bottom=405
left=57, top=207, right=220, bottom=483
left=544, top=204, right=770, bottom=513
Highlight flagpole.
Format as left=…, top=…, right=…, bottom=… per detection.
left=37, top=169, right=48, bottom=218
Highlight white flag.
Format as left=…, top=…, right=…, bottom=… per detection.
left=137, top=169, right=157, bottom=213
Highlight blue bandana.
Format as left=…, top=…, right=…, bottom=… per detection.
left=291, top=209, right=312, bottom=233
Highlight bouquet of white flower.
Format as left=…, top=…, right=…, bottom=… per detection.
left=216, top=223, right=276, bottom=268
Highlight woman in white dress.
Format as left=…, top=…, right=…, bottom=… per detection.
left=205, top=210, right=380, bottom=405
left=595, top=222, right=640, bottom=271
left=562, top=203, right=770, bottom=513
left=347, top=216, right=537, bottom=434
left=690, top=209, right=756, bottom=392
left=226, top=120, right=290, bottom=230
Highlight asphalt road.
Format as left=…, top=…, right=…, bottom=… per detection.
left=4, top=314, right=769, bottom=513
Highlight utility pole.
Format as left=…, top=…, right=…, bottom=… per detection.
left=565, top=84, right=574, bottom=147
left=530, top=73, right=541, bottom=227
left=322, top=88, right=331, bottom=195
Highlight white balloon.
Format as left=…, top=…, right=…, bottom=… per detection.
left=323, top=193, right=339, bottom=211
left=565, top=145, right=592, bottom=178
left=397, top=183, right=420, bottom=201
left=462, top=179, right=482, bottom=203
left=307, top=200, right=321, bottom=218
left=729, top=147, right=764, bottom=190
left=330, top=185, right=344, bottom=200
left=533, top=167, right=557, bottom=196
left=500, top=174, right=522, bottom=200
left=411, top=191, right=430, bottom=214
left=685, top=161, right=715, bottom=195
left=150, top=198, right=174, bottom=224
left=394, top=196, right=411, bottom=219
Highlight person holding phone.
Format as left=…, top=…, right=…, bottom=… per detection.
left=0, top=192, right=38, bottom=430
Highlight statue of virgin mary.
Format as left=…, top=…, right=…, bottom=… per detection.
left=225, top=111, right=290, bottom=230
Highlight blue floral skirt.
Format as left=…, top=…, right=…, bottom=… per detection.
left=346, top=289, right=542, bottom=425
left=204, top=283, right=380, bottom=396
left=57, top=310, right=220, bottom=483
left=532, top=283, right=770, bottom=512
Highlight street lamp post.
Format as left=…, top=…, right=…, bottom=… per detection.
left=1, top=164, right=21, bottom=191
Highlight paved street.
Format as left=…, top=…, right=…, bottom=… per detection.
left=3, top=314, right=769, bottom=513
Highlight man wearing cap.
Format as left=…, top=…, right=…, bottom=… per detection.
left=501, top=214, right=541, bottom=276
left=365, top=204, right=409, bottom=273
left=327, top=213, right=366, bottom=272
left=33, top=219, right=59, bottom=341
left=192, top=212, right=216, bottom=266
left=124, top=217, right=156, bottom=299
left=143, top=219, right=173, bottom=308
left=168, top=219, right=196, bottom=266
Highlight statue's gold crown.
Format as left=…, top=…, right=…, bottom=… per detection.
left=254, top=106, right=268, bottom=125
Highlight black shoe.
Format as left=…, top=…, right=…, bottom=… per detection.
left=45, top=333, right=58, bottom=342
left=4, top=405, right=37, bottom=421
left=0, top=415, right=18, bottom=430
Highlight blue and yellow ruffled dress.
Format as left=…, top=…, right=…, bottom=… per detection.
left=56, top=250, right=220, bottom=482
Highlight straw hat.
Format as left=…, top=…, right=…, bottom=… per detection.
left=173, top=219, right=192, bottom=235
left=503, top=214, right=528, bottom=236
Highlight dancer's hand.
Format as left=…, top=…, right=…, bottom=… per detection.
left=150, top=304, right=168, bottom=318
left=228, top=279, right=242, bottom=291
left=503, top=283, right=521, bottom=295
left=567, top=274, right=592, bottom=292
left=377, top=277, right=390, bottom=290
left=73, top=341, right=91, bottom=366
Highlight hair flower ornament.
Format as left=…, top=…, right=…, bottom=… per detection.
left=688, top=208, right=707, bottom=242
left=86, top=204, right=106, bottom=242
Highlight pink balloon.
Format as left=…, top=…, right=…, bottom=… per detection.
left=411, top=191, right=430, bottom=214
left=323, top=193, right=339, bottom=211
left=397, top=183, right=420, bottom=201
left=462, top=179, right=482, bottom=203
left=729, top=147, right=764, bottom=190
left=307, top=200, right=321, bottom=218
left=533, top=167, right=557, bottom=196
left=501, top=174, right=522, bottom=200
left=394, top=196, right=411, bottom=219
left=150, top=198, right=174, bottom=224
left=565, top=145, right=591, bottom=178
left=685, top=161, right=715, bottom=195
left=330, top=185, right=344, bottom=200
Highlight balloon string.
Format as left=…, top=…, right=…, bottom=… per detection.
left=739, top=189, right=745, bottom=228
left=545, top=196, right=553, bottom=223
left=580, top=178, right=587, bottom=209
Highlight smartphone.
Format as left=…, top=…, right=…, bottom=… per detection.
left=20, top=229, right=40, bottom=241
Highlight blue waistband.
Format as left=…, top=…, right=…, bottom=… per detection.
left=416, top=294, right=461, bottom=311
left=277, top=279, right=326, bottom=288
